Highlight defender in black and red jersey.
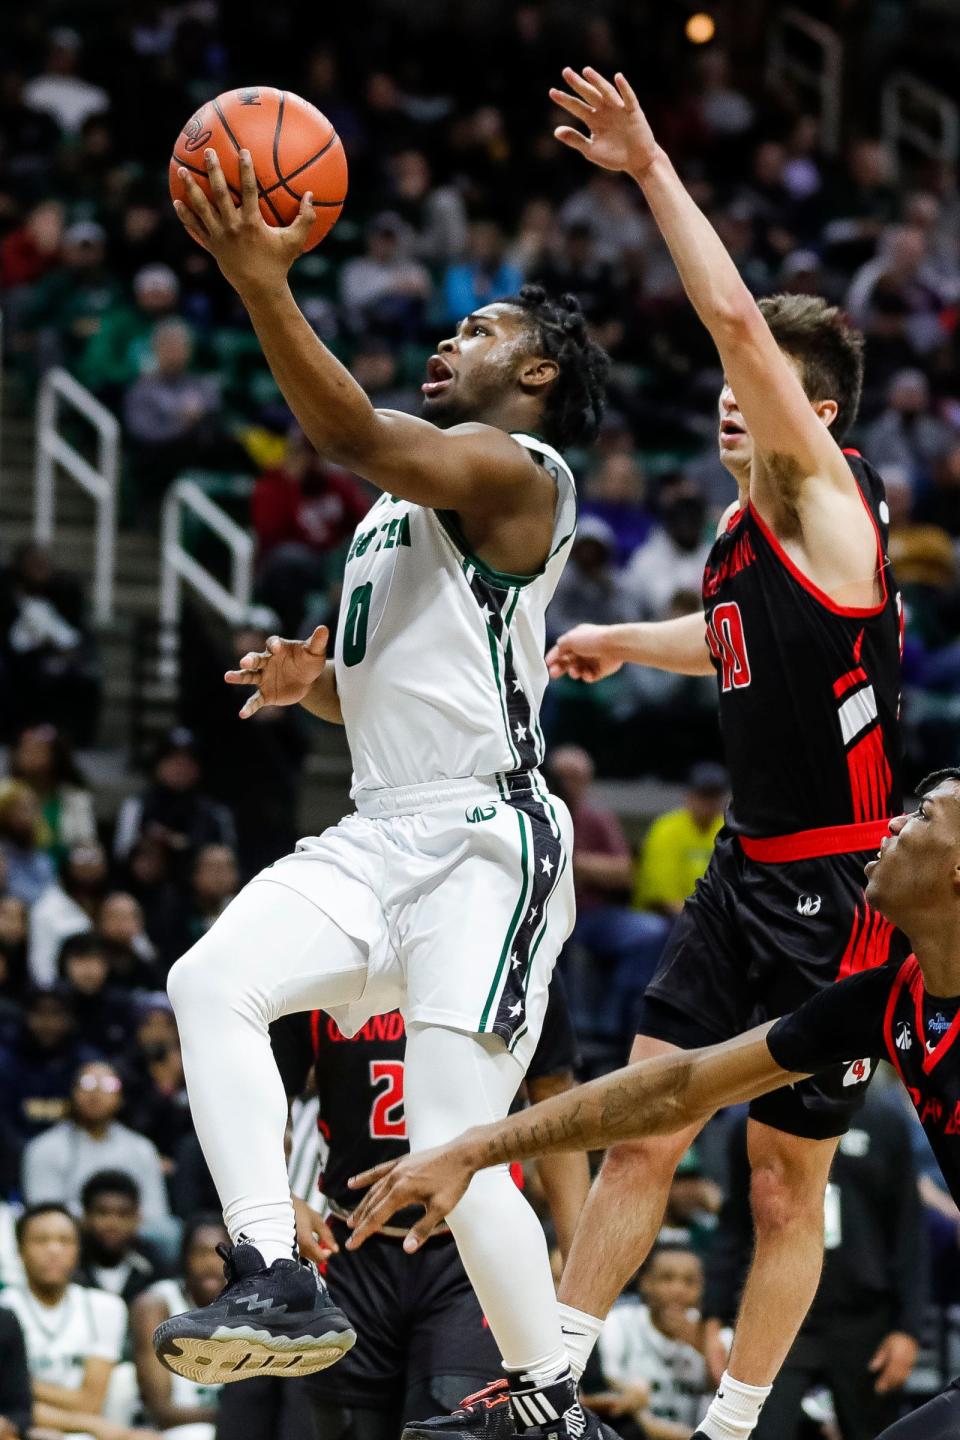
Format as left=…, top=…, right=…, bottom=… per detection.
left=347, top=770, right=960, bottom=1440
left=211, top=979, right=587, bottom=1440
left=541, top=65, right=908, bottom=1440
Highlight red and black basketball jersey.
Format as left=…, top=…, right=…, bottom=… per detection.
left=768, top=955, right=960, bottom=1204
left=702, top=451, right=902, bottom=841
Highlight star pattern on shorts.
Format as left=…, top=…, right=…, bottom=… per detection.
left=510, top=952, right=521, bottom=969
left=512, top=678, right=524, bottom=693
left=541, top=855, right=554, bottom=876
left=514, top=722, right=528, bottom=741
left=480, top=605, right=493, bottom=623
left=509, top=1002, right=523, bottom=1017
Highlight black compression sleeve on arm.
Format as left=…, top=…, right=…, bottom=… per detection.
left=766, top=963, right=894, bottom=1074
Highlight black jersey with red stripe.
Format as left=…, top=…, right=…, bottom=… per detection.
left=702, top=451, right=902, bottom=838
left=768, top=955, right=960, bottom=1204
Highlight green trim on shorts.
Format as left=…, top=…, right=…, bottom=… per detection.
left=479, top=807, right=531, bottom=1033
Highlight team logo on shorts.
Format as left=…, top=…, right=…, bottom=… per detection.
left=842, top=1057, right=872, bottom=1087
left=895, top=1020, right=912, bottom=1051
left=466, top=805, right=497, bottom=824
left=796, top=893, right=822, bottom=917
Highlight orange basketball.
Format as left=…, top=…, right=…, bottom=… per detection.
left=169, top=86, right=347, bottom=252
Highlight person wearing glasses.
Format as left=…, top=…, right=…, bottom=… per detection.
left=21, top=1060, right=170, bottom=1226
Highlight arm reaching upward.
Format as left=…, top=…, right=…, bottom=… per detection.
left=346, top=1024, right=805, bottom=1252
left=550, top=68, right=878, bottom=602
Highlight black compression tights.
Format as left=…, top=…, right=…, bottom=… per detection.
left=875, top=1383, right=960, bottom=1439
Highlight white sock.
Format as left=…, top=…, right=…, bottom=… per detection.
left=556, top=1302, right=604, bottom=1381
left=699, top=1371, right=772, bottom=1440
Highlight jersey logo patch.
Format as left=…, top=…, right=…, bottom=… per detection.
left=796, top=893, right=822, bottom=917
left=895, top=1020, right=912, bottom=1051
left=842, top=1057, right=872, bottom=1087
left=466, top=805, right=497, bottom=824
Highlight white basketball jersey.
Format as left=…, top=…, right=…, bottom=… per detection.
left=148, top=1279, right=222, bottom=1409
left=1, top=1282, right=126, bottom=1390
left=599, top=1302, right=706, bottom=1428
left=335, top=433, right=576, bottom=797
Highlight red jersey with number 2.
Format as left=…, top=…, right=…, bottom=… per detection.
left=701, top=451, right=902, bottom=839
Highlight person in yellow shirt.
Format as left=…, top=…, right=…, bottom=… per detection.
left=635, top=764, right=728, bottom=917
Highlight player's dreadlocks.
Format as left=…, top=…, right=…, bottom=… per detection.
left=509, top=285, right=610, bottom=452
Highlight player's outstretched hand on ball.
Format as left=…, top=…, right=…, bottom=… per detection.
left=550, top=67, right=658, bottom=180
left=546, top=623, right=624, bottom=682
left=225, top=624, right=329, bottom=718
left=345, top=1144, right=476, bottom=1254
left=173, top=147, right=314, bottom=294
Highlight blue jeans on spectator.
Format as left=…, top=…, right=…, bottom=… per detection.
left=565, top=906, right=671, bottom=1049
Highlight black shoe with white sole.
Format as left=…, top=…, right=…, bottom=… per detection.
left=402, top=1371, right=621, bottom=1440
left=153, top=1240, right=356, bottom=1384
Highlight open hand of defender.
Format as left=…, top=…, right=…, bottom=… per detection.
left=225, top=624, right=329, bottom=718
left=546, top=622, right=624, bottom=682
left=550, top=67, right=657, bottom=179
left=173, top=147, right=315, bottom=294
left=345, top=1144, right=475, bottom=1254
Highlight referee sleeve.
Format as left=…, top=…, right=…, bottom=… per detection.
left=766, top=963, right=894, bottom=1075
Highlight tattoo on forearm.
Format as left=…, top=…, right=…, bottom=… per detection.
left=482, top=1057, right=696, bottom=1165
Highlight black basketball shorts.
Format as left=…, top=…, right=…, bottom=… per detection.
left=636, top=829, right=910, bottom=1139
left=305, top=1220, right=500, bottom=1409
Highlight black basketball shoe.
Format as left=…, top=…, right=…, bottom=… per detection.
left=153, top=1240, right=356, bottom=1384
left=402, top=1381, right=517, bottom=1440
left=402, top=1373, right=620, bottom=1440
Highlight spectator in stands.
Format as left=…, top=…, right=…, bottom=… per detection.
left=9, top=724, right=97, bottom=863
left=592, top=1242, right=708, bottom=1438
left=0, top=894, right=29, bottom=1015
left=0, top=198, right=63, bottom=291
left=0, top=782, right=55, bottom=906
left=0, top=543, right=101, bottom=744
left=132, top=1215, right=229, bottom=1438
left=251, top=426, right=371, bottom=632
left=120, top=997, right=191, bottom=1166
left=122, top=318, right=224, bottom=497
left=634, top=763, right=728, bottom=917
left=339, top=212, right=432, bottom=341
left=57, top=934, right=133, bottom=1059
left=0, top=68, right=60, bottom=195
left=0, top=988, right=94, bottom=1139
left=624, top=478, right=712, bottom=619
left=18, top=220, right=120, bottom=378
left=23, top=28, right=109, bottom=135
left=117, top=838, right=183, bottom=967
left=79, top=263, right=182, bottom=400
left=21, top=1059, right=170, bottom=1226
left=113, top=728, right=236, bottom=885
left=0, top=1305, right=32, bottom=1440
left=441, top=219, right=523, bottom=324
left=658, top=1146, right=721, bottom=1259
left=0, top=1204, right=150, bottom=1440
left=386, top=148, right=468, bottom=263
left=864, top=368, right=956, bottom=484
left=579, top=453, right=652, bottom=567
left=531, top=221, right=627, bottom=352
left=548, top=746, right=669, bottom=1051
left=349, top=337, right=421, bottom=415
left=822, top=138, right=898, bottom=269
left=77, top=1170, right=162, bottom=1305
left=709, top=1089, right=925, bottom=1440
left=546, top=518, right=638, bottom=645
left=161, top=843, right=239, bottom=960
left=29, top=841, right=111, bottom=988
left=97, top=892, right=160, bottom=991
left=846, top=224, right=949, bottom=385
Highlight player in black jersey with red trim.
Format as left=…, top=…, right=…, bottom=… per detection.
left=540, top=66, right=907, bottom=1440
left=345, top=769, right=960, bottom=1440
left=212, top=979, right=587, bottom=1440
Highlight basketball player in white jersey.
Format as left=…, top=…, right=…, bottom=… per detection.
left=159, top=150, right=610, bottom=1440
left=132, top=1217, right=229, bottom=1440
left=0, top=1203, right=150, bottom=1440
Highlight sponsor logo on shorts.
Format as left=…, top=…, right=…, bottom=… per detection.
left=796, top=893, right=822, bottom=917
left=842, top=1057, right=872, bottom=1087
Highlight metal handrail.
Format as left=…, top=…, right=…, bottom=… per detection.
left=34, top=367, right=119, bottom=624
left=768, top=8, right=843, bottom=156
left=882, top=71, right=960, bottom=181
left=159, top=479, right=254, bottom=677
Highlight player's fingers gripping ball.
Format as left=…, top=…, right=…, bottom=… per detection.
left=169, top=86, right=347, bottom=250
